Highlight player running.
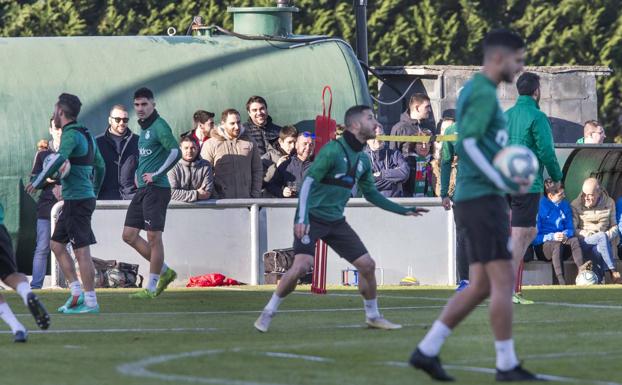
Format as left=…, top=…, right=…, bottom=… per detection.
left=410, top=30, right=541, bottom=382
left=27, top=93, right=106, bottom=314
left=122, top=87, right=181, bottom=299
left=0, top=202, right=50, bottom=341
left=254, top=105, right=428, bottom=333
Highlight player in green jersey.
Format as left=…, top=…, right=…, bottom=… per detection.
left=410, top=30, right=541, bottom=382
left=254, top=105, right=428, bottom=333
left=27, top=93, right=106, bottom=314
left=122, top=88, right=181, bottom=299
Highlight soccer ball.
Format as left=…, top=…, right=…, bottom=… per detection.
left=493, top=145, right=539, bottom=191
left=43, top=156, right=71, bottom=180
left=575, top=270, right=599, bottom=286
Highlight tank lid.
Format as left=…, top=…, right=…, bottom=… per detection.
left=227, top=6, right=299, bottom=37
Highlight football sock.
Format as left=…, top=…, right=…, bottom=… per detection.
left=84, top=291, right=98, bottom=308
left=495, top=339, right=519, bottom=371
left=160, top=263, right=169, bottom=274
left=147, top=274, right=159, bottom=293
left=363, top=298, right=381, bottom=319
left=15, top=282, right=31, bottom=306
left=418, top=320, right=452, bottom=357
left=0, top=303, right=25, bottom=333
left=264, top=293, right=283, bottom=313
left=69, top=281, right=82, bottom=297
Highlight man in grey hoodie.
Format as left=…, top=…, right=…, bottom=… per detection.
left=168, top=136, right=214, bottom=203
left=389, top=93, right=433, bottom=156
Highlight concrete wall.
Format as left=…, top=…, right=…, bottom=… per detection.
left=49, top=198, right=454, bottom=288
left=374, top=65, right=611, bottom=143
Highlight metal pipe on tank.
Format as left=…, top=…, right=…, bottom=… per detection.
left=276, top=0, right=290, bottom=7
left=354, top=0, right=369, bottom=81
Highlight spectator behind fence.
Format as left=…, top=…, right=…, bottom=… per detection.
left=96, top=104, right=139, bottom=200
left=335, top=124, right=345, bottom=139
left=405, top=129, right=436, bottom=197
left=201, top=109, right=262, bottom=199
left=389, top=93, right=432, bottom=156
left=364, top=126, right=409, bottom=197
left=243, top=95, right=281, bottom=156
left=577, top=120, right=606, bottom=144
left=266, top=131, right=315, bottom=198
left=180, top=110, right=215, bottom=148
left=29, top=119, right=63, bottom=289
left=571, top=177, right=621, bottom=283
left=168, top=136, right=214, bottom=203
left=432, top=114, right=456, bottom=197
left=533, top=180, right=584, bottom=285
left=262, top=125, right=298, bottom=186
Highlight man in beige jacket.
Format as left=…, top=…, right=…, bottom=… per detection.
left=571, top=177, right=621, bottom=283
left=201, top=109, right=263, bottom=199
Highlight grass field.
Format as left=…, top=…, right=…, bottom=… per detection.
left=2, top=285, right=621, bottom=385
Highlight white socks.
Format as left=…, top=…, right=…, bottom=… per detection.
left=161, top=263, right=169, bottom=274
left=364, top=298, right=381, bottom=319
left=418, top=320, right=452, bottom=357
left=84, top=291, right=98, bottom=308
left=264, top=293, right=283, bottom=313
left=15, top=282, right=31, bottom=306
left=147, top=274, right=160, bottom=293
left=69, top=281, right=82, bottom=297
left=0, top=302, right=25, bottom=333
left=495, top=339, right=519, bottom=371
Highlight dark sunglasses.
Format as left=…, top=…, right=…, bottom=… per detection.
left=301, top=131, right=316, bottom=139
left=111, top=117, right=129, bottom=123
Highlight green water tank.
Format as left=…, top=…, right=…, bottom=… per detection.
left=562, top=146, right=622, bottom=202
left=0, top=6, right=371, bottom=269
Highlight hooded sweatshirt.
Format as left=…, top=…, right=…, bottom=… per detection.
left=167, top=156, right=214, bottom=203
left=200, top=124, right=263, bottom=199
left=364, top=146, right=409, bottom=197
left=389, top=111, right=423, bottom=156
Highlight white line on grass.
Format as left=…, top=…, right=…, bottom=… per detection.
left=0, top=327, right=216, bottom=335
left=451, top=350, right=622, bottom=365
left=383, top=361, right=621, bottom=385
left=117, top=349, right=331, bottom=385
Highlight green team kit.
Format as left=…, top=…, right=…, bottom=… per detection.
left=124, top=110, right=180, bottom=233
left=294, top=134, right=416, bottom=261
left=31, top=122, right=105, bottom=248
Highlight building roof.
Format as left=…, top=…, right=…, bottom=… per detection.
left=372, top=65, right=612, bottom=76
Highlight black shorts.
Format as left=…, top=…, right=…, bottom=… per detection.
left=124, top=185, right=171, bottom=232
left=0, top=225, right=18, bottom=280
left=508, top=193, right=541, bottom=227
left=51, top=198, right=97, bottom=249
left=453, top=195, right=512, bottom=265
left=293, top=215, right=368, bottom=263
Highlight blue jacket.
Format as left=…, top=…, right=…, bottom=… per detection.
left=615, top=197, right=622, bottom=239
left=534, top=197, right=575, bottom=245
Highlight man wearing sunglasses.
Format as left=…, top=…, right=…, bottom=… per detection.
left=96, top=104, right=139, bottom=200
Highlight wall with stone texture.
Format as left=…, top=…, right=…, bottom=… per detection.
left=375, top=66, right=609, bottom=143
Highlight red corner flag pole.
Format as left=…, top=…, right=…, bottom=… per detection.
left=310, top=86, right=336, bottom=295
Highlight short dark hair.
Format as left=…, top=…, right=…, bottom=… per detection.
left=134, top=87, right=154, bottom=100
left=408, top=93, right=430, bottom=108
left=193, top=110, right=215, bottom=125
left=544, top=178, right=564, bottom=195
left=180, top=135, right=198, bottom=147
left=57, top=93, right=82, bottom=120
left=221, top=108, right=240, bottom=122
left=246, top=95, right=268, bottom=111
left=344, top=105, right=373, bottom=127
left=516, top=72, right=540, bottom=96
left=483, top=29, right=525, bottom=53
left=279, top=125, right=298, bottom=141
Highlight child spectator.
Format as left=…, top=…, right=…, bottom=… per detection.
left=405, top=129, right=436, bottom=197
left=533, top=179, right=584, bottom=285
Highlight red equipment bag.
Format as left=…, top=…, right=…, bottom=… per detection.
left=186, top=273, right=241, bottom=287
left=314, top=86, right=337, bottom=155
